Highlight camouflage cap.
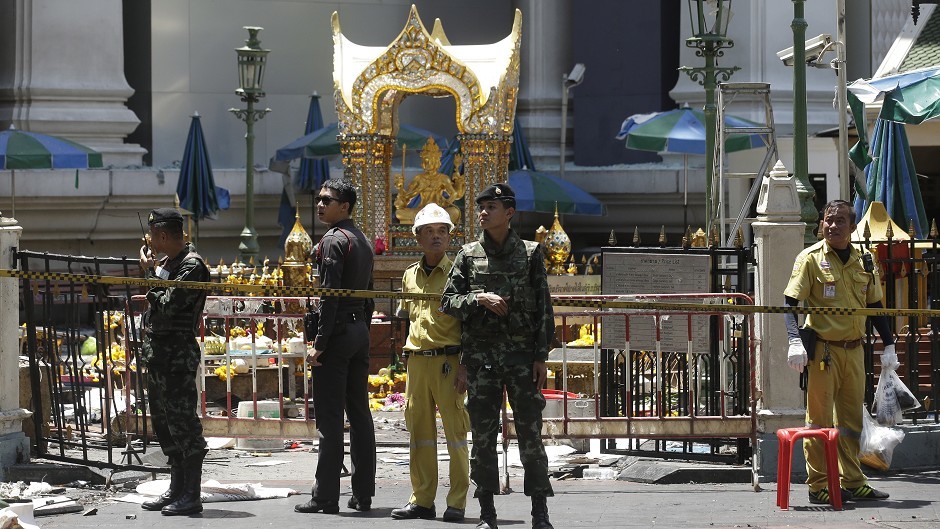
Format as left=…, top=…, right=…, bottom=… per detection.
left=148, top=207, right=184, bottom=227
left=475, top=182, right=516, bottom=204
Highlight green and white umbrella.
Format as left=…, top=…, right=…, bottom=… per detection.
left=0, top=125, right=103, bottom=217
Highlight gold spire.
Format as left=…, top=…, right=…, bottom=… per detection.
left=544, top=208, right=571, bottom=275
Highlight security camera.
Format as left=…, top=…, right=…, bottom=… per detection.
left=777, top=34, right=833, bottom=66
left=564, top=63, right=586, bottom=87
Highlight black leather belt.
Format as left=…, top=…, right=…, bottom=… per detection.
left=407, top=345, right=461, bottom=357
left=817, top=337, right=863, bottom=349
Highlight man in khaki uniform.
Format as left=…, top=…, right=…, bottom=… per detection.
left=784, top=200, right=897, bottom=505
left=392, top=203, right=469, bottom=522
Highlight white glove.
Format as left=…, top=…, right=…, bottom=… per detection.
left=787, top=338, right=808, bottom=373
left=881, top=343, right=900, bottom=370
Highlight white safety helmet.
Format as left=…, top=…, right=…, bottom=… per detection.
left=412, top=202, right=455, bottom=235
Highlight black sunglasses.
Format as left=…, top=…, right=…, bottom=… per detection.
left=316, top=195, right=341, bottom=205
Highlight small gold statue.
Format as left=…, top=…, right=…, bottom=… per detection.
left=394, top=139, right=464, bottom=225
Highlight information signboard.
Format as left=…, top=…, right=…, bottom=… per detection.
left=600, top=252, right=711, bottom=351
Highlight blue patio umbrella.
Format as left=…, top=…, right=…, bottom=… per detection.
left=616, top=106, right=767, bottom=226
left=853, top=119, right=927, bottom=238
left=176, top=113, right=229, bottom=242
left=505, top=119, right=602, bottom=215
left=615, top=107, right=767, bottom=155
left=273, top=122, right=446, bottom=162
left=0, top=125, right=103, bottom=217
left=508, top=169, right=603, bottom=216
left=278, top=93, right=331, bottom=245
left=509, top=116, right=536, bottom=171
left=298, top=93, right=330, bottom=191
left=846, top=67, right=937, bottom=236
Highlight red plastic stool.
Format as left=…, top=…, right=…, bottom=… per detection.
left=776, top=427, right=842, bottom=510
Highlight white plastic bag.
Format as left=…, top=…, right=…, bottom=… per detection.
left=859, top=405, right=905, bottom=471
left=873, top=365, right=921, bottom=426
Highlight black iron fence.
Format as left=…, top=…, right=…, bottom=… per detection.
left=17, top=250, right=159, bottom=473
left=857, top=235, right=940, bottom=425
left=594, top=244, right=754, bottom=463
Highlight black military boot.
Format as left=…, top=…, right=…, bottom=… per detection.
left=531, top=495, right=554, bottom=529
left=162, top=450, right=206, bottom=516
left=475, top=493, right=498, bottom=529
left=141, top=463, right=184, bottom=511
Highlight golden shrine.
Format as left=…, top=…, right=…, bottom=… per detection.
left=331, top=5, right=522, bottom=247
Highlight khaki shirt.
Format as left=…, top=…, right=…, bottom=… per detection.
left=400, top=254, right=461, bottom=351
left=784, top=240, right=883, bottom=341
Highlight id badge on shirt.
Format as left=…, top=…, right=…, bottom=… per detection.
left=155, top=265, right=170, bottom=280
left=824, top=282, right=836, bottom=298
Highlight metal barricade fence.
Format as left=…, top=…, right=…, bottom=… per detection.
left=10, top=256, right=938, bottom=477
left=501, top=293, right=758, bottom=486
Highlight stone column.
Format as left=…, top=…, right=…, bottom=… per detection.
left=0, top=0, right=145, bottom=166
left=751, top=161, right=806, bottom=480
left=0, top=214, right=31, bottom=480
left=512, top=0, right=571, bottom=170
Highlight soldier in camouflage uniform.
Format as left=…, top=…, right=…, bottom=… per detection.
left=442, top=183, right=556, bottom=529
left=138, top=208, right=209, bottom=516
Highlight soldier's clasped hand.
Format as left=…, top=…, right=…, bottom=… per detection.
left=477, top=292, right=510, bottom=316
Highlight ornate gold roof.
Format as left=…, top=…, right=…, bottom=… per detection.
left=331, top=4, right=521, bottom=136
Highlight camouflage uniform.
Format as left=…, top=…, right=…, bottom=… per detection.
left=141, top=241, right=209, bottom=463
left=441, top=228, right=554, bottom=497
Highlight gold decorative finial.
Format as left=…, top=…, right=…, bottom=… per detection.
left=608, top=229, right=617, bottom=246
left=930, top=219, right=938, bottom=239
left=863, top=221, right=871, bottom=240
left=734, top=227, right=744, bottom=248
left=658, top=225, right=666, bottom=247
left=682, top=226, right=692, bottom=249
left=691, top=228, right=707, bottom=248
left=544, top=209, right=571, bottom=275
left=632, top=227, right=641, bottom=247
left=886, top=221, right=894, bottom=240
left=909, top=220, right=916, bottom=238
left=709, top=226, right=720, bottom=247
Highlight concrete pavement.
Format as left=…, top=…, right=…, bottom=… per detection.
left=31, top=467, right=940, bottom=528
left=14, top=410, right=940, bottom=528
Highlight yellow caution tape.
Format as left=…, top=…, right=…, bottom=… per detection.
left=2, top=267, right=940, bottom=318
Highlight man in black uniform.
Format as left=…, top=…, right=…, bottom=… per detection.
left=295, top=179, right=377, bottom=515
left=138, top=208, right=209, bottom=516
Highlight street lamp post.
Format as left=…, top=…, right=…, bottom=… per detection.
left=790, top=2, right=818, bottom=244
left=680, top=0, right=739, bottom=236
left=229, top=26, right=271, bottom=260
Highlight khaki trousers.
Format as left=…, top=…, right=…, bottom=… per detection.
left=804, top=341, right=867, bottom=492
left=403, top=355, right=470, bottom=509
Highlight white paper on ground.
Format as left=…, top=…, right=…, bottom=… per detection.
left=206, top=437, right=236, bottom=449
left=244, top=460, right=289, bottom=467
left=1, top=503, right=40, bottom=529
left=136, top=479, right=297, bottom=502
left=113, top=494, right=150, bottom=504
